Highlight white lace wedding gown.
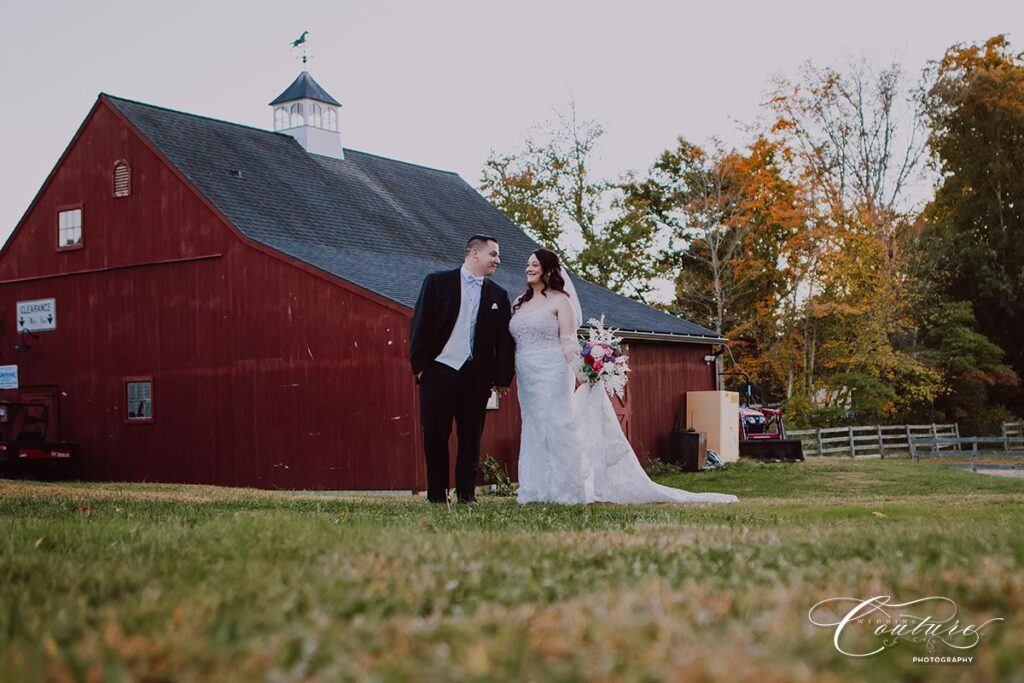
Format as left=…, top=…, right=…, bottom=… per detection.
left=510, top=306, right=739, bottom=505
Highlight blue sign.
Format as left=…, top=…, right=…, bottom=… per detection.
left=0, top=365, right=18, bottom=390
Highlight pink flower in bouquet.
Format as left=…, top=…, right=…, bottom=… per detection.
left=573, top=315, right=630, bottom=398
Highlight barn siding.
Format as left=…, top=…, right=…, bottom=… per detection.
left=0, top=103, right=223, bottom=282
left=1, top=101, right=422, bottom=490
left=0, top=99, right=715, bottom=491
left=625, top=341, right=717, bottom=465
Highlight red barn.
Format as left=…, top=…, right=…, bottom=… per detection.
left=0, top=72, right=726, bottom=490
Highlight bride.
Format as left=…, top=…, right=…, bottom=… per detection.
left=510, top=248, right=738, bottom=505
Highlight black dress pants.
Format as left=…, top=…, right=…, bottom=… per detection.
left=419, top=360, right=489, bottom=502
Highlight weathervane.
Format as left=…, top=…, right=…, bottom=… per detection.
left=290, top=30, right=314, bottom=65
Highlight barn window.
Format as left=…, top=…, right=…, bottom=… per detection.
left=57, top=208, right=83, bottom=249
left=275, top=106, right=288, bottom=130
left=312, top=104, right=323, bottom=128
left=289, top=103, right=304, bottom=127
left=327, top=108, right=337, bottom=131
left=125, top=378, right=153, bottom=423
left=113, top=161, right=131, bottom=197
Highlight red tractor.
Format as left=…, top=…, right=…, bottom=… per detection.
left=722, top=373, right=804, bottom=461
left=0, top=401, right=78, bottom=478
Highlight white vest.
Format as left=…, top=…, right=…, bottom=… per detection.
left=435, top=266, right=482, bottom=370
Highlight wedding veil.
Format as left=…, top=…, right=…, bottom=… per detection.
left=560, top=266, right=584, bottom=328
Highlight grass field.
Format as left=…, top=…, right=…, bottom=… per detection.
left=1, top=458, right=1022, bottom=682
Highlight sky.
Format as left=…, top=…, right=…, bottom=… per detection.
left=0, top=0, right=1020, bottom=246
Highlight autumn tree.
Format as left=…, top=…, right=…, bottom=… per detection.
left=625, top=141, right=787, bottom=310
left=765, top=57, right=940, bottom=419
left=768, top=58, right=927, bottom=260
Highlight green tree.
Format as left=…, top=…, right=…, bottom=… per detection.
left=920, top=35, right=1024, bottom=413
left=480, top=105, right=663, bottom=302
left=623, top=138, right=749, bottom=335
left=477, top=151, right=561, bottom=251
left=918, top=301, right=1019, bottom=433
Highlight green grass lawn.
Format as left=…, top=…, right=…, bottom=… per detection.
left=1, top=458, right=1021, bottom=682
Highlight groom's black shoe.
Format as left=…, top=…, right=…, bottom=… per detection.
left=456, top=495, right=477, bottom=505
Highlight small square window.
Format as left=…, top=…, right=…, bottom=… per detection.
left=126, top=379, right=153, bottom=423
left=57, top=208, right=82, bottom=249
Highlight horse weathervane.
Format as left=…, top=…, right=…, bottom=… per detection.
left=290, top=30, right=312, bottom=65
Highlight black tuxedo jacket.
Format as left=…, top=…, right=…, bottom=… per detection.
left=409, top=268, right=515, bottom=393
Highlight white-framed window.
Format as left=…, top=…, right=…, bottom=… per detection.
left=312, top=104, right=323, bottom=128
left=113, top=161, right=131, bottom=197
left=289, top=103, right=304, bottom=127
left=327, top=108, right=337, bottom=132
left=57, top=208, right=82, bottom=249
left=125, top=378, right=153, bottom=423
left=275, top=107, right=288, bottom=130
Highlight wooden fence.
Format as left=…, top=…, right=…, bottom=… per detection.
left=1003, top=422, right=1024, bottom=451
left=910, top=436, right=1024, bottom=470
left=787, top=423, right=959, bottom=458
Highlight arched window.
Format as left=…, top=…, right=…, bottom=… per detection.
left=289, top=103, right=304, bottom=127
left=274, top=107, right=288, bottom=130
left=312, top=104, right=323, bottom=128
left=113, top=161, right=131, bottom=198
left=327, top=108, right=338, bottom=132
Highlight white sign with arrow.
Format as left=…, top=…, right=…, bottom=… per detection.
left=17, top=298, right=57, bottom=332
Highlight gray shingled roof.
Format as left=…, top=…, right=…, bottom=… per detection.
left=104, top=94, right=723, bottom=341
left=269, top=72, right=341, bottom=107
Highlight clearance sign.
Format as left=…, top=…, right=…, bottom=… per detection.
left=16, top=298, right=56, bottom=332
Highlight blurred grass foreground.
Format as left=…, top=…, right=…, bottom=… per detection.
left=1, top=458, right=1021, bottom=682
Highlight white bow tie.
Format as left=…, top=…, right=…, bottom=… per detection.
left=464, top=274, right=483, bottom=286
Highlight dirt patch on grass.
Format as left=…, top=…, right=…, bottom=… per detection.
left=538, top=526, right=785, bottom=552
left=0, top=481, right=425, bottom=506
left=975, top=469, right=1024, bottom=479
left=0, top=481, right=328, bottom=505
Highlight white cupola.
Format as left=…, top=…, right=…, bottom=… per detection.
left=269, top=71, right=344, bottom=159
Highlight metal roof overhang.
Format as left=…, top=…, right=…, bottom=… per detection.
left=590, top=329, right=728, bottom=344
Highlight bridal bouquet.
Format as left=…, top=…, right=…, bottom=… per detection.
left=574, top=315, right=629, bottom=398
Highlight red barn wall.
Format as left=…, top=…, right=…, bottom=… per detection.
left=0, top=100, right=424, bottom=489
left=626, top=341, right=717, bottom=465
left=0, top=98, right=713, bottom=490
left=0, top=103, right=223, bottom=281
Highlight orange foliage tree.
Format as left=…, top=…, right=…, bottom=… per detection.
left=621, top=136, right=805, bottom=404
left=764, top=57, right=942, bottom=421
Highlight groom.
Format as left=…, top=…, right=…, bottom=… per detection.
left=410, top=235, right=515, bottom=503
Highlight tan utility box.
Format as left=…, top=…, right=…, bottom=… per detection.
left=685, top=391, right=740, bottom=463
